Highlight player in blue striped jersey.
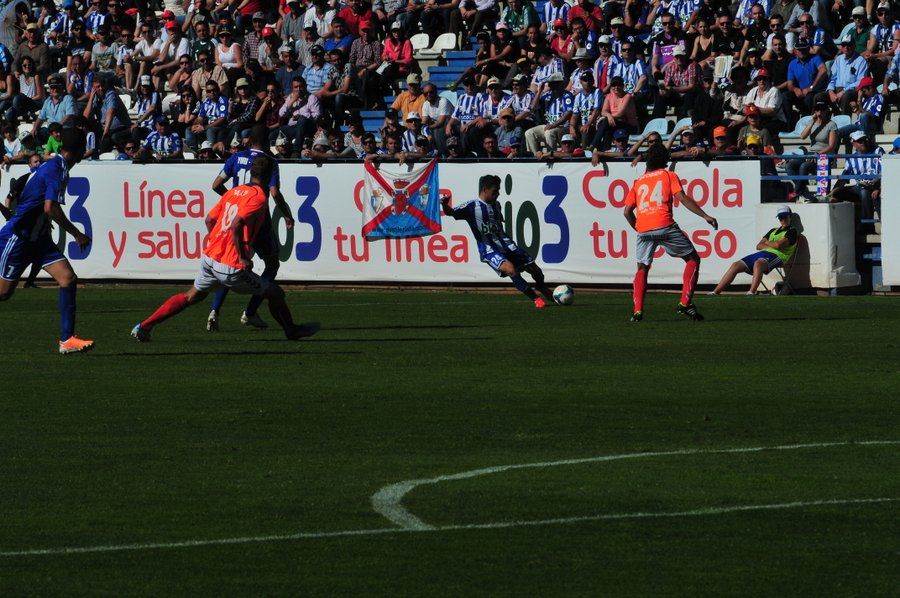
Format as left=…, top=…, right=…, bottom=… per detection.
left=441, top=174, right=553, bottom=308
left=0, top=130, right=94, bottom=353
left=206, top=125, right=295, bottom=331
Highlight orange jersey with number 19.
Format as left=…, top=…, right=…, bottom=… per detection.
left=624, top=169, right=683, bottom=233
left=203, top=184, right=269, bottom=269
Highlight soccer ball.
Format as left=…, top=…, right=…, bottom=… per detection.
left=553, top=285, right=574, bottom=306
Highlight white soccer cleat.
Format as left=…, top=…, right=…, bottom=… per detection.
left=130, top=323, right=151, bottom=342
left=207, top=310, right=219, bottom=332
left=241, top=311, right=268, bottom=329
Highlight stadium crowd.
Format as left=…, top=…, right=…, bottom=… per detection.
left=0, top=0, right=896, bottom=183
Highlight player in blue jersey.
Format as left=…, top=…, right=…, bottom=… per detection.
left=205, top=125, right=295, bottom=331
left=0, top=129, right=94, bottom=354
left=442, top=174, right=554, bottom=307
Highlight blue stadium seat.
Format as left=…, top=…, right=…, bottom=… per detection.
left=360, top=110, right=386, bottom=119
left=663, top=116, right=693, bottom=140
left=832, top=114, right=853, bottom=129
left=779, top=115, right=813, bottom=140
left=629, top=118, right=671, bottom=142
left=428, top=66, right=469, bottom=74
left=445, top=51, right=476, bottom=59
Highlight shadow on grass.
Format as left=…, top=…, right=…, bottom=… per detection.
left=324, top=324, right=487, bottom=331
left=97, top=349, right=363, bottom=357
left=251, top=336, right=495, bottom=343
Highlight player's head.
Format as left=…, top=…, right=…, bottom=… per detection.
left=60, top=128, right=87, bottom=165
left=478, top=174, right=502, bottom=202
left=644, top=143, right=670, bottom=171
left=250, top=153, right=275, bottom=185
left=248, top=124, right=268, bottom=149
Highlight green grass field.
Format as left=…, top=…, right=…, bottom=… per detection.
left=1, top=287, right=898, bottom=595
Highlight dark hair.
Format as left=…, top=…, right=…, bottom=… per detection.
left=250, top=154, right=274, bottom=182
left=479, top=174, right=501, bottom=192
left=61, top=128, right=87, bottom=158
left=645, top=143, right=670, bottom=171
left=249, top=124, right=268, bottom=148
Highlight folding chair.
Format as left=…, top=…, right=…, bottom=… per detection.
left=759, top=248, right=798, bottom=295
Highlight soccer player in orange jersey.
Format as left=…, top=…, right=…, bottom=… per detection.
left=130, top=155, right=318, bottom=341
left=623, top=144, right=718, bottom=322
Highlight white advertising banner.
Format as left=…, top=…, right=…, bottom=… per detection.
left=2, top=159, right=762, bottom=284
left=880, top=155, right=900, bottom=286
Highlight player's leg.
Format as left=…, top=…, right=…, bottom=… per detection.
left=495, top=258, right=543, bottom=306
left=0, top=232, right=24, bottom=302
left=522, top=262, right=554, bottom=302
left=711, top=259, right=751, bottom=295
left=23, top=259, right=41, bottom=288
left=243, top=253, right=280, bottom=326
left=676, top=250, right=704, bottom=321
left=632, top=232, right=657, bottom=320
left=0, top=278, right=15, bottom=301
left=43, top=258, right=94, bottom=353
left=207, top=288, right=229, bottom=332
left=748, top=258, right=771, bottom=295
left=258, top=282, right=319, bottom=340
left=135, top=259, right=216, bottom=340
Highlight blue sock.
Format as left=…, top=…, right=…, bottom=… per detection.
left=211, top=288, right=229, bottom=313
left=510, top=274, right=538, bottom=300
left=59, top=283, right=76, bottom=341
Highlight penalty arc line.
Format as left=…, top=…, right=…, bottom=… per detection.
left=371, top=440, right=900, bottom=530
left=0, top=497, right=896, bottom=558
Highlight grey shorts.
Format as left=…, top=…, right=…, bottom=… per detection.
left=193, top=255, right=269, bottom=295
left=635, top=224, right=696, bottom=265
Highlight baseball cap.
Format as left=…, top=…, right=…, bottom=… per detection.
left=776, top=205, right=793, bottom=218
left=165, top=20, right=178, bottom=30
left=892, top=137, right=900, bottom=150
left=612, top=128, right=629, bottom=140
left=155, top=115, right=169, bottom=126
left=416, top=134, right=429, bottom=144
left=850, top=130, right=867, bottom=141
left=252, top=11, right=265, bottom=20
left=312, top=134, right=329, bottom=148
left=610, top=17, right=625, bottom=25
left=599, top=35, right=611, bottom=44
left=391, top=20, right=402, bottom=30
left=406, top=73, right=422, bottom=84
left=546, top=72, right=565, bottom=83
left=200, top=140, right=214, bottom=150
left=858, top=76, right=875, bottom=90
left=673, top=45, right=687, bottom=57
left=261, top=26, right=276, bottom=37
left=495, top=21, right=509, bottom=30
left=574, top=48, right=590, bottom=60
left=48, top=122, right=63, bottom=133
left=161, top=9, right=175, bottom=19
left=25, top=23, right=38, bottom=31
left=852, top=6, right=866, bottom=16
left=359, top=20, right=372, bottom=30
left=553, top=18, right=566, bottom=28
left=745, top=133, right=762, bottom=147
left=310, top=44, right=325, bottom=54
left=713, top=126, right=728, bottom=138
left=446, top=136, right=460, bottom=147
left=754, top=68, right=770, bottom=79
left=744, top=104, right=760, bottom=116
left=813, top=99, right=829, bottom=110
left=279, top=44, right=294, bottom=54
left=235, top=77, right=250, bottom=88
left=509, top=136, right=521, bottom=146
left=579, top=71, right=594, bottom=82
left=794, top=39, right=810, bottom=50
left=499, top=107, right=515, bottom=118
left=840, top=35, right=852, bottom=45
left=140, top=75, right=152, bottom=86
left=405, top=111, right=421, bottom=121
left=62, top=0, right=76, bottom=8
left=487, top=76, right=501, bottom=87
left=561, top=134, right=576, bottom=143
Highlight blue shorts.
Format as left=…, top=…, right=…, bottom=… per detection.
left=251, top=211, right=277, bottom=258
left=741, top=250, right=782, bottom=272
left=0, top=232, right=65, bottom=282
left=482, top=247, right=534, bottom=277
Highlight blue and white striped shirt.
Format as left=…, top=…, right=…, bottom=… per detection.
left=481, top=93, right=511, bottom=120
left=135, top=91, right=161, bottom=129
left=872, top=23, right=900, bottom=53
left=531, top=57, right=564, bottom=87
left=195, top=95, right=229, bottom=121
left=450, top=198, right=518, bottom=258
left=611, top=59, right=648, bottom=95
left=541, top=0, right=570, bottom=25
left=843, top=146, right=884, bottom=181
left=452, top=91, right=486, bottom=124
left=537, top=90, right=574, bottom=123
left=502, top=91, right=535, bottom=117
left=401, top=128, right=429, bottom=152
left=141, top=131, right=183, bottom=157
left=572, top=88, right=602, bottom=125
left=861, top=93, right=884, bottom=119
left=86, top=10, right=107, bottom=34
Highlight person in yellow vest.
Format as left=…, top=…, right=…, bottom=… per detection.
left=709, top=206, right=798, bottom=296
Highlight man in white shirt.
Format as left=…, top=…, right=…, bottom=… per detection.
left=420, top=82, right=452, bottom=154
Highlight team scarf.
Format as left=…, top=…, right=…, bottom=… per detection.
left=362, top=158, right=442, bottom=240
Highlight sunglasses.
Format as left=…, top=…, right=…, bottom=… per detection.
left=715, top=136, right=727, bottom=140
left=124, top=145, right=136, bottom=150
left=661, top=21, right=674, bottom=26
left=621, top=47, right=632, bottom=51
left=205, top=88, right=216, bottom=93
left=854, top=15, right=865, bottom=18
left=799, top=20, right=812, bottom=24
left=179, top=60, right=190, bottom=65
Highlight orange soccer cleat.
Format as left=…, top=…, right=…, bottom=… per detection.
left=58, top=336, right=95, bottom=354
left=534, top=298, right=547, bottom=308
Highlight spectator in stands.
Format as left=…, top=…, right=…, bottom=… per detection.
left=275, top=44, right=304, bottom=96
left=483, top=23, right=519, bottom=82
left=570, top=17, right=599, bottom=59
left=570, top=71, right=602, bottom=148
left=343, top=117, right=365, bottom=155
left=132, top=75, right=161, bottom=140
left=846, top=6, right=871, bottom=54
left=380, top=108, right=403, bottom=138
left=257, top=27, right=283, bottom=80
left=93, top=76, right=132, bottom=152
left=357, top=130, right=378, bottom=158
left=192, top=48, right=229, bottom=98
left=2, top=124, right=28, bottom=163
left=172, top=87, right=197, bottom=137
left=735, top=103, right=773, bottom=148
left=666, top=125, right=707, bottom=159
left=66, top=20, right=93, bottom=72
left=420, top=82, right=452, bottom=153
left=399, top=133, right=439, bottom=162
left=400, top=111, right=425, bottom=152
left=380, top=21, right=416, bottom=88
left=825, top=35, right=869, bottom=113
left=786, top=39, right=827, bottom=115
left=295, top=24, right=322, bottom=68
left=227, top=77, right=261, bottom=142
left=15, top=23, right=50, bottom=78
left=31, top=74, right=74, bottom=144
left=279, top=76, right=320, bottom=155
left=829, top=130, right=883, bottom=219
left=258, top=81, right=285, bottom=142
left=649, top=12, right=686, bottom=82
left=505, top=135, right=524, bottom=157
left=838, top=76, right=883, bottom=140
left=505, top=73, right=536, bottom=128
left=0, top=64, right=13, bottom=118
left=653, top=45, right=699, bottom=118
left=477, top=131, right=504, bottom=157
left=166, top=53, right=193, bottom=94
left=785, top=100, right=837, bottom=201
left=610, top=40, right=648, bottom=107
left=567, top=48, right=594, bottom=93
left=537, top=132, right=584, bottom=160
left=323, top=17, right=355, bottom=57
left=446, top=76, right=485, bottom=153
left=459, top=0, right=499, bottom=39
left=540, top=0, right=569, bottom=36
left=303, top=45, right=336, bottom=99
left=763, top=35, right=792, bottom=91
left=214, top=26, right=244, bottom=87
left=47, top=0, right=78, bottom=51
left=280, top=0, right=306, bottom=43
left=481, top=76, right=510, bottom=128
left=420, top=0, right=463, bottom=42
left=590, top=75, right=636, bottom=149
left=713, top=9, right=743, bottom=60
left=66, top=54, right=94, bottom=111
left=890, top=137, right=900, bottom=154
left=186, top=79, right=227, bottom=151
left=795, top=13, right=832, bottom=59
left=525, top=71, right=573, bottom=154
left=451, top=31, right=491, bottom=89
left=740, top=4, right=769, bottom=56
left=592, top=35, right=617, bottom=92
left=301, top=132, right=337, bottom=160
left=191, top=20, right=215, bottom=60
left=349, top=21, right=382, bottom=108
left=137, top=115, right=183, bottom=161
left=152, top=21, right=190, bottom=90
left=92, top=26, right=119, bottom=82
left=392, top=73, right=426, bottom=118
left=496, top=107, right=523, bottom=151
left=568, top=0, right=603, bottom=34
left=744, top=69, right=787, bottom=133
left=704, top=125, right=740, bottom=156
left=304, top=0, right=336, bottom=38
left=690, top=17, right=716, bottom=70
left=501, top=0, right=539, bottom=44
left=866, top=2, right=897, bottom=81
left=243, top=13, right=268, bottom=63
left=129, top=22, right=158, bottom=92
left=323, top=48, right=362, bottom=123
left=196, top=139, right=217, bottom=160
left=116, top=139, right=138, bottom=160
left=444, top=134, right=475, bottom=157
left=5, top=58, right=44, bottom=124
left=530, top=46, right=564, bottom=91
left=338, top=0, right=374, bottom=38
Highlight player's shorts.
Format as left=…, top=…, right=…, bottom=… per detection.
left=481, top=246, right=534, bottom=277
left=740, top=250, right=782, bottom=272
left=193, top=255, right=269, bottom=295
left=0, top=232, right=65, bottom=282
left=635, top=224, right=696, bottom=266
left=251, top=211, right=277, bottom=258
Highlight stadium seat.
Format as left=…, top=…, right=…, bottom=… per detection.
left=832, top=114, right=852, bottom=129
left=415, top=32, right=456, bottom=59
left=17, top=122, right=31, bottom=138
left=779, top=115, right=812, bottom=140
left=119, top=94, right=133, bottom=110
left=629, top=118, right=671, bottom=142
left=439, top=90, right=458, bottom=108
left=410, top=33, right=430, bottom=53
left=663, top=116, right=693, bottom=140
left=99, top=152, right=117, bottom=160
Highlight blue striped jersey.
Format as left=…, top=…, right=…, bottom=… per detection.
left=195, top=95, right=229, bottom=121
left=537, top=90, right=574, bottom=123
left=450, top=198, right=518, bottom=258
left=219, top=148, right=281, bottom=189
left=141, top=131, right=183, bottom=157
left=401, top=128, right=430, bottom=152
left=572, top=88, right=602, bottom=125
left=531, top=57, right=564, bottom=87
left=0, top=155, right=67, bottom=241
left=452, top=91, right=486, bottom=124
left=872, top=23, right=900, bottom=53
left=541, top=1, right=570, bottom=24
left=135, top=91, right=160, bottom=129
left=861, top=93, right=884, bottom=118
left=611, top=59, right=648, bottom=94
left=843, top=147, right=884, bottom=178
left=86, top=11, right=107, bottom=33
left=502, top=91, right=535, bottom=116
left=481, top=93, right=511, bottom=119
left=568, top=66, right=592, bottom=94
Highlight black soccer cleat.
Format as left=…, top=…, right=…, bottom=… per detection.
left=630, top=311, right=643, bottom=322
left=286, top=322, right=321, bottom=340
left=677, top=303, right=704, bottom=321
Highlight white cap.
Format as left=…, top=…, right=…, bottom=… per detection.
left=405, top=111, right=421, bottom=121
left=313, top=134, right=329, bottom=147
left=852, top=6, right=866, bottom=16
left=560, top=134, right=576, bottom=143
left=599, top=34, right=611, bottom=44
left=573, top=48, right=590, bottom=60
left=140, top=75, right=152, bottom=86
left=546, top=71, right=565, bottom=83
left=200, top=140, right=214, bottom=150
left=390, top=21, right=401, bottom=30
left=673, top=45, right=687, bottom=56
left=850, top=130, right=867, bottom=141
left=486, top=76, right=501, bottom=87
left=776, top=205, right=793, bottom=218
left=840, top=34, right=853, bottom=44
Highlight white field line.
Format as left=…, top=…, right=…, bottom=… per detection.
left=1, top=497, right=896, bottom=558
left=371, top=440, right=900, bottom=530
left=2, top=440, right=897, bottom=558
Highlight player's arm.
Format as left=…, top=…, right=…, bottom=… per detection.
left=229, top=215, right=252, bottom=270
left=44, top=200, right=90, bottom=249
left=674, top=191, right=717, bottom=230
left=211, top=174, right=229, bottom=196
left=440, top=193, right=460, bottom=218
left=270, top=187, right=295, bottom=230
left=205, top=198, right=224, bottom=232
left=623, top=203, right=637, bottom=231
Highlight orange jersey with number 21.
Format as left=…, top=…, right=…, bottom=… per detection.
left=203, top=184, right=268, bottom=269
left=624, top=169, right=683, bottom=233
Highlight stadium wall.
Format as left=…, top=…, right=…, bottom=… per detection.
left=880, top=155, right=900, bottom=287
left=4, top=159, right=845, bottom=286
